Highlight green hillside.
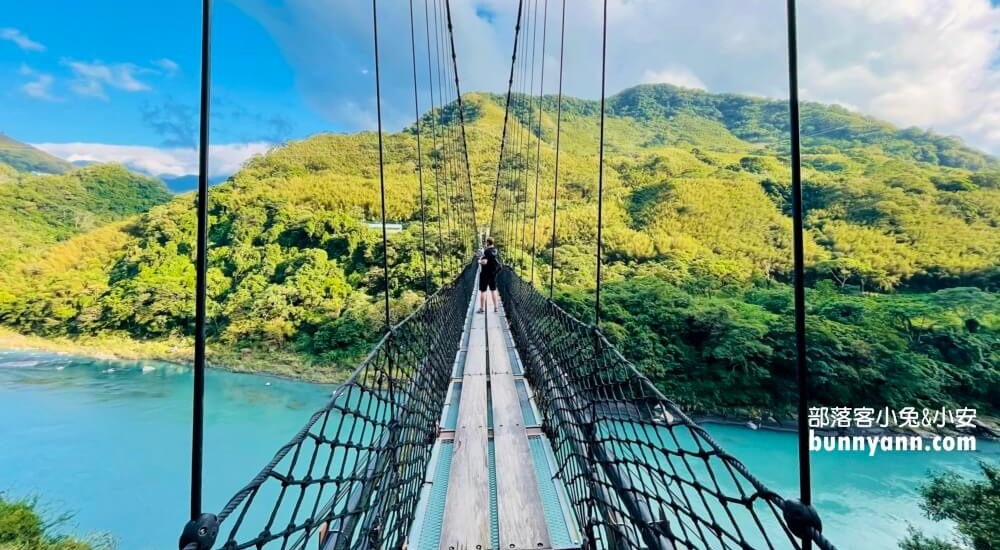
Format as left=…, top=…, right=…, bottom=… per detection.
left=0, top=85, right=996, bottom=419
left=0, top=133, right=73, bottom=174
left=0, top=161, right=171, bottom=269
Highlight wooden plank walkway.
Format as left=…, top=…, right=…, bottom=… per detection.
left=488, top=307, right=552, bottom=549
left=431, top=272, right=572, bottom=549
left=439, top=308, right=490, bottom=550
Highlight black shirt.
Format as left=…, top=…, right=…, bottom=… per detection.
left=481, top=246, right=500, bottom=276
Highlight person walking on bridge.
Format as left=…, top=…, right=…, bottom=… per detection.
left=477, top=237, right=502, bottom=313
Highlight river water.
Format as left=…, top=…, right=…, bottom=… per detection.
left=1, top=350, right=996, bottom=549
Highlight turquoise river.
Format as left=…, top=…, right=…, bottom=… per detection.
left=1, top=350, right=996, bottom=549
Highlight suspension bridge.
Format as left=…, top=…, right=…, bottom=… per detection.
left=179, top=0, right=837, bottom=548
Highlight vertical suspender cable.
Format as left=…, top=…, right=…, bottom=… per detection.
left=445, top=0, right=480, bottom=254
left=440, top=0, right=468, bottom=259
left=190, top=0, right=211, bottom=522
left=432, top=0, right=454, bottom=274
left=786, top=1, right=812, bottom=546
left=529, top=0, right=548, bottom=285
left=512, top=11, right=526, bottom=259
left=594, top=0, right=608, bottom=326
left=548, top=0, right=566, bottom=299
left=514, top=0, right=527, bottom=255
left=409, top=0, right=430, bottom=295
left=512, top=2, right=525, bottom=268
left=489, top=0, right=525, bottom=237
left=518, top=0, right=537, bottom=272
left=372, top=0, right=391, bottom=329
left=424, top=0, right=445, bottom=283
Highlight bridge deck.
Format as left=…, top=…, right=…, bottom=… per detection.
left=439, top=304, right=491, bottom=549
left=408, top=270, right=581, bottom=550
left=488, top=307, right=551, bottom=549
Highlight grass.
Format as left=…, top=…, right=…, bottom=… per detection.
left=0, top=496, right=109, bottom=550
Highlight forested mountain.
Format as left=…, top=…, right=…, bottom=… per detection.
left=1, top=84, right=996, bottom=419
left=0, top=161, right=171, bottom=269
left=0, top=133, right=73, bottom=174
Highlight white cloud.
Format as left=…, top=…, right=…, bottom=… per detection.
left=153, top=58, right=180, bottom=77
left=0, top=28, right=45, bottom=52
left=19, top=65, right=56, bottom=100
left=66, top=60, right=151, bottom=99
left=231, top=0, right=1000, bottom=154
left=31, top=142, right=274, bottom=178
left=641, top=67, right=706, bottom=90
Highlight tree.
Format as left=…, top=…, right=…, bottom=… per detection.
left=899, top=463, right=1000, bottom=550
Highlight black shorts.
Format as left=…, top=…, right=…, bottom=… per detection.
left=479, top=272, right=497, bottom=292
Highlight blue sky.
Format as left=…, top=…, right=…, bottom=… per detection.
left=2, top=0, right=998, bottom=177
left=1, top=1, right=330, bottom=147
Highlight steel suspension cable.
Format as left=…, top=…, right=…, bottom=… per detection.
left=372, top=0, right=391, bottom=329
left=508, top=3, right=526, bottom=270
left=189, top=0, right=212, bottom=523
left=432, top=0, right=455, bottom=274
left=444, top=0, right=463, bottom=265
left=529, top=0, right=548, bottom=285
left=489, top=0, right=525, bottom=237
left=445, top=0, right=481, bottom=255
left=438, top=0, right=469, bottom=258
left=510, top=0, right=524, bottom=268
left=516, top=2, right=533, bottom=267
left=446, top=9, right=470, bottom=261
left=526, top=0, right=538, bottom=269
left=525, top=0, right=540, bottom=269
left=511, top=0, right=529, bottom=257
left=517, top=0, right=537, bottom=274
left=594, top=0, right=608, bottom=326
left=409, top=0, right=430, bottom=296
left=423, top=0, right=446, bottom=284
left=548, top=0, right=566, bottom=299
left=786, top=0, right=814, bottom=547
left=511, top=20, right=525, bottom=266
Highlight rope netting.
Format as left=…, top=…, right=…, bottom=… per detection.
left=499, top=268, right=836, bottom=550
left=181, top=264, right=477, bottom=550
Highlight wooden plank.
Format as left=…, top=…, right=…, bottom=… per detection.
left=487, top=309, right=552, bottom=550
left=439, top=302, right=490, bottom=549
left=465, top=332, right=486, bottom=375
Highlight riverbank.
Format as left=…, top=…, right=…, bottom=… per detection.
left=0, top=328, right=352, bottom=384
left=3, top=327, right=997, bottom=438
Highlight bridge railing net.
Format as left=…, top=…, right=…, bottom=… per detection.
left=499, top=269, right=836, bottom=550
left=202, top=263, right=476, bottom=550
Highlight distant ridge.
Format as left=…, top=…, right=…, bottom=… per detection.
left=0, top=133, right=73, bottom=174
